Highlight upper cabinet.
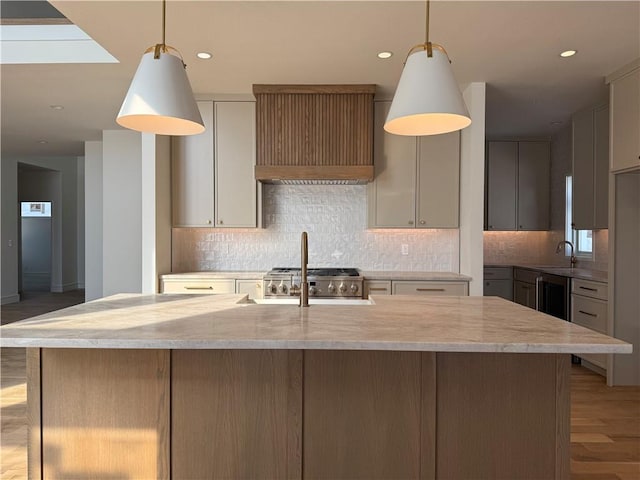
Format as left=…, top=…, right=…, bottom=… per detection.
left=608, top=63, right=640, bottom=172
left=172, top=101, right=260, bottom=228
left=572, top=104, right=609, bottom=230
left=485, top=141, right=550, bottom=231
left=368, top=101, right=460, bottom=229
left=172, top=101, right=215, bottom=226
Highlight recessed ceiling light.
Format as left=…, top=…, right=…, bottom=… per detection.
left=50, top=105, right=64, bottom=110
left=37, top=140, right=48, bottom=144
left=196, top=52, right=212, bottom=60
left=377, top=51, right=393, bottom=59
left=550, top=121, right=563, bottom=126
left=560, top=50, right=577, bottom=58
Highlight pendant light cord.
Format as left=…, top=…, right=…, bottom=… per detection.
left=154, top=0, right=167, bottom=58
left=162, top=0, right=166, bottom=48
left=425, top=0, right=430, bottom=44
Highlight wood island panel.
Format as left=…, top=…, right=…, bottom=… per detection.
left=40, top=349, right=170, bottom=479
left=171, top=350, right=302, bottom=479
left=435, top=353, right=568, bottom=479
left=303, top=350, right=422, bottom=479
left=26, top=348, right=41, bottom=480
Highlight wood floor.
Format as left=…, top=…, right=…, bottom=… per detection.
left=1, top=292, right=639, bottom=480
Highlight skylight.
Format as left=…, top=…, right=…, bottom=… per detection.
left=0, top=24, right=118, bottom=64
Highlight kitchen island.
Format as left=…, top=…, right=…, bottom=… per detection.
left=0, top=294, right=631, bottom=479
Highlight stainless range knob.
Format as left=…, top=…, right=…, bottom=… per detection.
left=338, top=283, right=347, bottom=293
left=268, top=282, right=277, bottom=294
left=350, top=283, right=359, bottom=294
left=309, top=286, right=318, bottom=296
left=277, top=282, right=287, bottom=294
left=327, top=282, right=336, bottom=294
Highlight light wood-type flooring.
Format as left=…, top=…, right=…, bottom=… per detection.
left=1, top=291, right=639, bottom=480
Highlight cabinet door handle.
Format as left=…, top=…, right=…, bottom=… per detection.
left=206, top=220, right=212, bottom=224
left=184, top=286, right=214, bottom=290
left=419, top=220, right=426, bottom=225
left=485, top=272, right=495, bottom=276
left=408, top=220, right=414, bottom=225
left=417, top=288, right=445, bottom=292
left=578, top=310, right=598, bottom=317
left=369, top=287, right=388, bottom=292
left=218, top=220, right=224, bottom=225
left=579, top=286, right=598, bottom=292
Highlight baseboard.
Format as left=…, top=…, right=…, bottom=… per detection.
left=51, top=283, right=79, bottom=293
left=1, top=294, right=21, bottom=305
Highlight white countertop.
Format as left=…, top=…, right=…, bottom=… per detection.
left=0, top=293, right=630, bottom=354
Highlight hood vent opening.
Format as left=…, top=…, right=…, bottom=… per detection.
left=253, top=84, right=376, bottom=184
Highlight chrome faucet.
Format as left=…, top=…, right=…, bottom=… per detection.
left=556, top=240, right=577, bottom=268
left=300, top=231, right=309, bottom=307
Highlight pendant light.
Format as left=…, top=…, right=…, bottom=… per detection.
left=116, top=0, right=204, bottom=136
left=384, top=0, right=471, bottom=136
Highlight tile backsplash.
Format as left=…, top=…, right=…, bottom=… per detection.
left=172, top=185, right=460, bottom=272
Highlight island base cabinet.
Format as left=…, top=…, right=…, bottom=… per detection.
left=35, top=348, right=170, bottom=480
left=171, top=350, right=302, bottom=479
left=29, top=349, right=570, bottom=480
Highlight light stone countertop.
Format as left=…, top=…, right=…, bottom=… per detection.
left=360, top=271, right=471, bottom=281
left=486, top=265, right=608, bottom=283
left=0, top=293, right=630, bottom=354
left=162, top=271, right=267, bottom=280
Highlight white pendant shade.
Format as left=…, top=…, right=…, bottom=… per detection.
left=384, top=47, right=471, bottom=136
left=117, top=48, right=204, bottom=136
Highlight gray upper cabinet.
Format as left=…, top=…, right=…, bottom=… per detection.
left=172, top=101, right=215, bottom=227
left=486, top=141, right=550, bottom=231
left=172, top=101, right=259, bottom=228
left=369, top=102, right=460, bottom=229
left=572, top=104, right=609, bottom=230
left=486, top=142, right=518, bottom=230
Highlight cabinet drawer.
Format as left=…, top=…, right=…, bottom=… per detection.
left=571, top=295, right=608, bottom=333
left=513, top=268, right=539, bottom=284
left=484, top=279, right=513, bottom=301
left=363, top=280, right=392, bottom=296
left=484, top=267, right=513, bottom=280
left=572, top=278, right=608, bottom=301
left=236, top=279, right=263, bottom=300
left=162, top=279, right=235, bottom=294
left=392, top=281, right=468, bottom=296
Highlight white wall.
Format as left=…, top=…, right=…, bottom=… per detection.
left=459, top=82, right=487, bottom=296
left=77, top=156, right=85, bottom=288
left=141, top=134, right=172, bottom=294
left=1, top=160, right=19, bottom=304
left=84, top=141, right=103, bottom=301
left=102, top=131, right=143, bottom=296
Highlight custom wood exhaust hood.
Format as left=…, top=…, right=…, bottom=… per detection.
left=253, top=84, right=376, bottom=184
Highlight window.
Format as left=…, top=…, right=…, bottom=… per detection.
left=565, top=176, right=593, bottom=257
left=21, top=201, right=51, bottom=217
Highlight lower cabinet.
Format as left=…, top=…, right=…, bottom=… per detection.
left=236, top=279, right=264, bottom=300
left=363, top=280, right=392, bottom=296
left=513, top=280, right=536, bottom=309
left=161, top=278, right=235, bottom=294
left=571, top=278, right=608, bottom=373
left=392, top=281, right=468, bottom=296
left=483, top=267, right=513, bottom=301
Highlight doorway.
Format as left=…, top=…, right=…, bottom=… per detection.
left=20, top=201, right=52, bottom=292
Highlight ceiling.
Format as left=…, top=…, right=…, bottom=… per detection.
left=1, top=1, right=638, bottom=157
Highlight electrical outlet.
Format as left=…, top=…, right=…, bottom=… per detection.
left=8, top=239, right=12, bottom=247
left=401, top=244, right=409, bottom=255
